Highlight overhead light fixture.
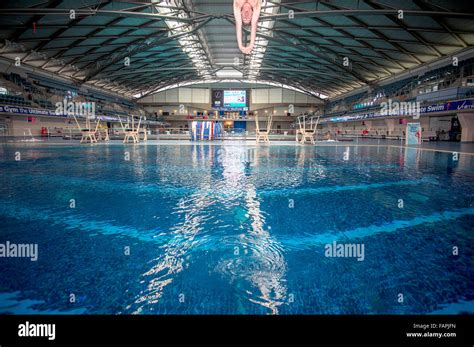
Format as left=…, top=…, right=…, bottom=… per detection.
left=152, top=0, right=213, bottom=78
left=216, top=69, right=243, bottom=78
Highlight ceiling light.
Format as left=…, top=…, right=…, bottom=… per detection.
left=216, top=69, right=243, bottom=78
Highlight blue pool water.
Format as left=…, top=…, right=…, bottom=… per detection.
left=0, top=143, right=473, bottom=314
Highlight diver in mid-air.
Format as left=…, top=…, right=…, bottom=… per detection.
left=233, top=0, right=261, bottom=54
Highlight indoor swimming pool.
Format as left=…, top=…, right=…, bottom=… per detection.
left=0, top=143, right=473, bottom=315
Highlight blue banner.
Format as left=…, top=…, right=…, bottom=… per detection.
left=0, top=104, right=163, bottom=125
left=0, top=105, right=64, bottom=117
left=420, top=99, right=474, bottom=113
left=321, top=99, right=474, bottom=123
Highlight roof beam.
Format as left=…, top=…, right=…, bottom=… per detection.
left=224, top=16, right=371, bottom=85
left=412, top=0, right=468, bottom=48
left=0, top=8, right=209, bottom=23
left=8, top=0, right=64, bottom=41
left=83, top=16, right=215, bottom=82
left=259, top=8, right=474, bottom=21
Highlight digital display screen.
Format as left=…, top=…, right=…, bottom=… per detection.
left=223, top=90, right=247, bottom=108
left=212, top=89, right=249, bottom=110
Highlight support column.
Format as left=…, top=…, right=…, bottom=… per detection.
left=458, top=112, right=474, bottom=142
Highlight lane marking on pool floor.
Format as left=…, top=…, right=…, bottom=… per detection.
left=1, top=172, right=437, bottom=200
left=259, top=176, right=438, bottom=197
left=0, top=200, right=472, bottom=251
left=278, top=207, right=474, bottom=250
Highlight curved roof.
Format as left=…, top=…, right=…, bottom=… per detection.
left=1, top=0, right=473, bottom=100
